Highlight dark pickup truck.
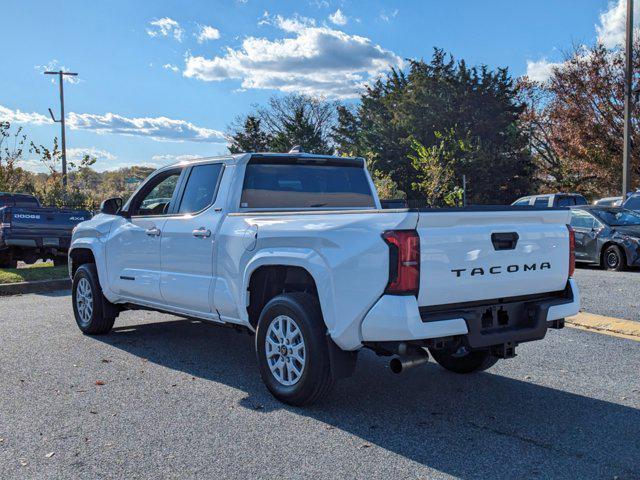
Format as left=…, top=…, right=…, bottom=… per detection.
left=0, top=193, right=91, bottom=268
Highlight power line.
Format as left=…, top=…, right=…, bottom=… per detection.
left=44, top=70, right=78, bottom=190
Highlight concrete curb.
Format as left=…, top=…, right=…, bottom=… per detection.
left=0, top=278, right=71, bottom=296
left=566, top=312, right=640, bottom=341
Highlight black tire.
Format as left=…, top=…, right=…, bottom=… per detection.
left=429, top=346, right=499, bottom=374
left=72, top=263, right=115, bottom=335
left=53, top=257, right=68, bottom=267
left=0, top=256, right=17, bottom=269
left=602, top=245, right=625, bottom=271
left=255, top=292, right=334, bottom=406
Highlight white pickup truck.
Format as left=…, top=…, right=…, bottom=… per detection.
left=69, top=153, right=580, bottom=405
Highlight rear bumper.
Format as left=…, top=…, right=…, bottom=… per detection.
left=0, top=232, right=71, bottom=251
left=360, top=279, right=580, bottom=346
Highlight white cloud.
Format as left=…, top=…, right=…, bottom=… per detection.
left=66, top=112, right=226, bottom=143
left=150, top=153, right=201, bottom=164
left=525, top=58, right=564, bottom=83
left=328, top=9, right=347, bottom=26
left=163, top=63, right=180, bottom=72
left=183, top=15, right=402, bottom=98
left=0, top=104, right=225, bottom=143
left=0, top=105, right=51, bottom=125
left=379, top=9, right=399, bottom=22
left=68, top=147, right=117, bottom=163
left=596, top=0, right=640, bottom=48
left=197, top=24, right=221, bottom=43
left=147, top=17, right=184, bottom=42
left=34, top=60, right=80, bottom=84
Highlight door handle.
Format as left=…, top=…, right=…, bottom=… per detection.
left=145, top=227, right=161, bottom=237
left=192, top=227, right=212, bottom=238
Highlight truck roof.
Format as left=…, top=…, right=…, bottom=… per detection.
left=165, top=152, right=364, bottom=169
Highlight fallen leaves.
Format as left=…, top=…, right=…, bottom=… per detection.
left=95, top=380, right=105, bottom=386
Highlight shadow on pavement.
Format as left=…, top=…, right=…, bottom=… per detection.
left=96, top=318, right=639, bottom=478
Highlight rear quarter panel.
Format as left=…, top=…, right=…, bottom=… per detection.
left=215, top=210, right=416, bottom=350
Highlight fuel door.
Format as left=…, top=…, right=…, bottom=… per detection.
left=243, top=224, right=258, bottom=251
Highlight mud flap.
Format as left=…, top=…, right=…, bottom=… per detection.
left=326, top=335, right=358, bottom=380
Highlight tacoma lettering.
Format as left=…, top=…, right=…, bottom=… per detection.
left=451, top=262, right=552, bottom=277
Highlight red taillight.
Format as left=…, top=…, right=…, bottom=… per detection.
left=382, top=230, right=420, bottom=295
left=567, top=224, right=575, bottom=278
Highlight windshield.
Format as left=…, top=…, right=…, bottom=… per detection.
left=592, top=208, right=640, bottom=226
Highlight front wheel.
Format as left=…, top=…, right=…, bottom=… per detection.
left=255, top=292, right=334, bottom=406
left=602, top=245, right=625, bottom=271
left=429, top=346, right=498, bottom=374
left=72, top=264, right=116, bottom=335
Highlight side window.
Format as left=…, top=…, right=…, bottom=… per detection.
left=557, top=197, right=575, bottom=207
left=533, top=196, right=550, bottom=208
left=177, top=163, right=223, bottom=214
left=513, top=198, right=530, bottom=206
left=570, top=211, right=594, bottom=229
left=131, top=171, right=182, bottom=216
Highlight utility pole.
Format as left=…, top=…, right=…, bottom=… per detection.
left=462, top=174, right=467, bottom=207
left=623, top=0, right=634, bottom=197
left=45, top=70, right=78, bottom=190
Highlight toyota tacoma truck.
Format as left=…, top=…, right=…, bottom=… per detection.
left=69, top=153, right=580, bottom=405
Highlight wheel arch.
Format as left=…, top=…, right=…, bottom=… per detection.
left=68, top=239, right=113, bottom=300
left=600, top=241, right=627, bottom=267
left=243, top=249, right=335, bottom=331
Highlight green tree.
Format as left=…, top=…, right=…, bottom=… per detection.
left=409, top=133, right=466, bottom=207
left=0, top=123, right=36, bottom=193
left=29, top=138, right=96, bottom=208
left=229, top=94, right=338, bottom=154
left=335, top=50, right=536, bottom=204
left=370, top=170, right=404, bottom=200
left=228, top=116, right=272, bottom=154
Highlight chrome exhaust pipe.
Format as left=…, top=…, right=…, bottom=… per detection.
left=389, top=346, right=429, bottom=374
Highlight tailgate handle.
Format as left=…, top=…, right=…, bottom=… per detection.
left=491, top=232, right=519, bottom=250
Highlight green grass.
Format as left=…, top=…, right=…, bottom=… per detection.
left=0, top=262, right=68, bottom=284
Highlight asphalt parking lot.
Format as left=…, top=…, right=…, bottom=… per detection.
left=0, top=288, right=638, bottom=480
left=574, top=267, right=640, bottom=322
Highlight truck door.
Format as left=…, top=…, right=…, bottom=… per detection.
left=105, top=168, right=184, bottom=302
left=569, top=210, right=599, bottom=263
left=160, top=162, right=225, bottom=314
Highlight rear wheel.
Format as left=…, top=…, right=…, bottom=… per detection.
left=72, top=263, right=115, bottom=335
left=0, top=256, right=17, bottom=269
left=255, top=292, right=334, bottom=406
left=53, top=257, right=68, bottom=267
left=602, top=245, right=625, bottom=271
left=429, top=346, right=498, bottom=374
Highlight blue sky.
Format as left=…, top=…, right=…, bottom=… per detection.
left=0, top=0, right=631, bottom=172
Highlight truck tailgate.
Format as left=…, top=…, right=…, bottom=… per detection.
left=8, top=208, right=90, bottom=233
left=416, top=209, right=571, bottom=307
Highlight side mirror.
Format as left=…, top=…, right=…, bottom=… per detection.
left=100, top=197, right=123, bottom=215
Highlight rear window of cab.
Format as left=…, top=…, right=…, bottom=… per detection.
left=240, top=160, right=375, bottom=209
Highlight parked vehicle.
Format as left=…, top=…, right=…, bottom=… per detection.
left=622, top=192, right=640, bottom=212
left=69, top=153, right=579, bottom=405
left=569, top=206, right=640, bottom=271
left=512, top=193, right=588, bottom=208
left=593, top=196, right=622, bottom=207
left=0, top=192, right=91, bottom=268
